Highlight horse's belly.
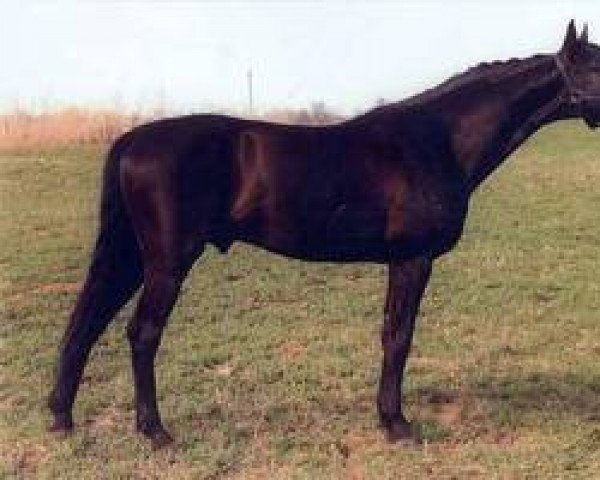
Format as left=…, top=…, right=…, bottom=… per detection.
left=237, top=194, right=467, bottom=262
left=385, top=199, right=468, bottom=259
left=237, top=201, right=392, bottom=262
left=248, top=236, right=392, bottom=263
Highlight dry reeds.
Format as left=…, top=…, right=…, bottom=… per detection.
left=0, top=108, right=148, bottom=151
left=0, top=104, right=344, bottom=151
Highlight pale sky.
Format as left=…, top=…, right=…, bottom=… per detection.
left=2, top=1, right=600, bottom=115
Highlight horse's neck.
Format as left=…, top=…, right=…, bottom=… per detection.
left=431, top=55, right=568, bottom=191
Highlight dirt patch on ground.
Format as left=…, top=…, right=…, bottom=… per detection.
left=342, top=430, right=382, bottom=455
left=33, top=282, right=82, bottom=295
left=432, top=402, right=465, bottom=428
left=85, top=405, right=128, bottom=434
left=0, top=393, right=17, bottom=413
left=9, top=442, right=51, bottom=477
left=422, top=391, right=466, bottom=427
left=132, top=452, right=198, bottom=480
left=328, top=429, right=386, bottom=467
left=343, top=463, right=368, bottom=480
left=417, top=389, right=520, bottom=450
left=333, top=430, right=395, bottom=480
left=228, top=464, right=293, bottom=480
left=488, top=431, right=518, bottom=447
left=276, top=341, right=307, bottom=362
left=212, top=361, right=235, bottom=377
left=8, top=281, right=84, bottom=302
left=410, top=356, right=463, bottom=377
left=5, top=292, right=26, bottom=304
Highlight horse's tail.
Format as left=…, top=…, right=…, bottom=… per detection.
left=48, top=135, right=143, bottom=419
left=90, top=133, right=141, bottom=275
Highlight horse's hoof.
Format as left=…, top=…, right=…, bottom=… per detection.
left=384, top=420, right=421, bottom=445
left=149, top=429, right=174, bottom=449
left=138, top=423, right=174, bottom=449
left=48, top=414, right=74, bottom=437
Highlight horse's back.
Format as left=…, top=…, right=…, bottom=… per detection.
left=109, top=109, right=464, bottom=262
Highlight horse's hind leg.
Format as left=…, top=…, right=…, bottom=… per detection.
left=48, top=224, right=142, bottom=432
left=121, top=160, right=195, bottom=448
left=126, top=263, right=183, bottom=447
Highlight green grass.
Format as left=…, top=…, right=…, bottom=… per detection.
left=2, top=122, right=600, bottom=478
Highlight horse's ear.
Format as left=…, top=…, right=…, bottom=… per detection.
left=580, top=23, right=589, bottom=44
left=562, top=19, right=578, bottom=53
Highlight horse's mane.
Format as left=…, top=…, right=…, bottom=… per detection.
left=367, top=54, right=552, bottom=116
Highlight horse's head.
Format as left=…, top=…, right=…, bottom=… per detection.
left=557, top=20, right=600, bottom=129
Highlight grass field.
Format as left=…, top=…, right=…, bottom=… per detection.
left=2, top=121, right=600, bottom=479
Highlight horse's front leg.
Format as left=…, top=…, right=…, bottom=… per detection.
left=377, top=256, right=432, bottom=442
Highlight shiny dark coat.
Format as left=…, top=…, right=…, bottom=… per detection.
left=49, top=22, right=600, bottom=446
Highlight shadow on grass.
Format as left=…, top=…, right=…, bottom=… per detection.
left=409, top=370, right=600, bottom=440
left=162, top=368, right=600, bottom=461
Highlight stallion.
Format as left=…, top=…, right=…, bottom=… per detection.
left=49, top=21, right=600, bottom=447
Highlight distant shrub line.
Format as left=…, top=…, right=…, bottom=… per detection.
left=0, top=104, right=345, bottom=151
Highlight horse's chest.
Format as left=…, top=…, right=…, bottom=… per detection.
left=289, top=180, right=466, bottom=260
left=385, top=184, right=467, bottom=256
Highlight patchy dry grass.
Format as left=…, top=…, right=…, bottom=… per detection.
left=2, top=121, right=600, bottom=478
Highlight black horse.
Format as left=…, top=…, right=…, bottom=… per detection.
left=49, top=21, right=600, bottom=447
